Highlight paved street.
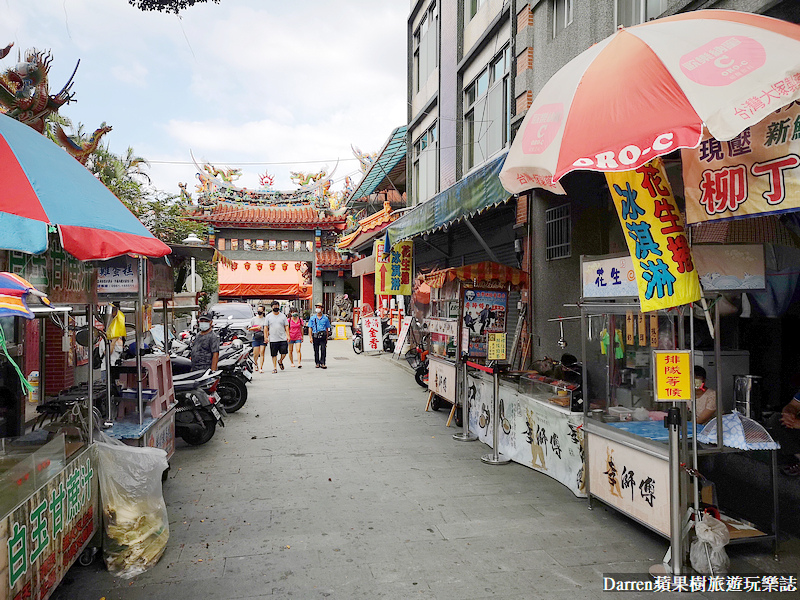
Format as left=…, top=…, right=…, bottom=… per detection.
left=52, top=339, right=799, bottom=600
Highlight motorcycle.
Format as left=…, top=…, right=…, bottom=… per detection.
left=352, top=322, right=363, bottom=354
left=173, top=369, right=225, bottom=445
left=170, top=342, right=252, bottom=413
left=405, top=344, right=430, bottom=389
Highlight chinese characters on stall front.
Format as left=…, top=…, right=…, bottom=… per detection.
left=6, top=457, right=96, bottom=599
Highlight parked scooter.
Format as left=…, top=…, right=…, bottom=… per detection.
left=351, top=318, right=398, bottom=353
left=170, top=343, right=252, bottom=413
left=173, top=369, right=225, bottom=445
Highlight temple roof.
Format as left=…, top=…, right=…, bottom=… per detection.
left=316, top=250, right=359, bottom=269
left=191, top=203, right=347, bottom=230
left=337, top=201, right=398, bottom=251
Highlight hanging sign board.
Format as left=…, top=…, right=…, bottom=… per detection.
left=374, top=240, right=413, bottom=296
left=653, top=350, right=693, bottom=402
left=606, top=158, right=702, bottom=312
left=582, top=255, right=638, bottom=298
left=96, top=256, right=138, bottom=295
left=683, top=102, right=800, bottom=224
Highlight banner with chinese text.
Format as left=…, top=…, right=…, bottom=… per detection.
left=606, top=159, right=702, bottom=312
left=683, top=102, right=800, bottom=224
left=374, top=240, right=412, bottom=295
left=361, top=316, right=382, bottom=353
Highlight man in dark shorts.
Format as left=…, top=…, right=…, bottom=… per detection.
left=265, top=300, right=290, bottom=373
left=191, top=313, right=219, bottom=372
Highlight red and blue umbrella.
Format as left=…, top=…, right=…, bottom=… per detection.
left=0, top=272, right=51, bottom=319
left=0, top=112, right=170, bottom=260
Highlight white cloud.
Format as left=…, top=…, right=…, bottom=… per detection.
left=1, top=0, right=408, bottom=196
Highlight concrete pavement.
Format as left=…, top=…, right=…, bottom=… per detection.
left=52, top=338, right=799, bottom=599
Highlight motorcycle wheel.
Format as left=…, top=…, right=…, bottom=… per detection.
left=217, top=376, right=247, bottom=413
left=415, top=366, right=428, bottom=389
left=383, top=335, right=395, bottom=353
left=430, top=395, right=444, bottom=411
left=181, top=411, right=217, bottom=446
left=454, top=406, right=463, bottom=428
left=353, top=336, right=363, bottom=354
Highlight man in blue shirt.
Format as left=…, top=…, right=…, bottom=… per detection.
left=307, top=302, right=332, bottom=369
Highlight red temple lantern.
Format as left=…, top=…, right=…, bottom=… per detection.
left=315, top=269, right=321, bottom=277
left=269, top=262, right=276, bottom=271
left=256, top=262, right=263, bottom=271
left=294, top=263, right=301, bottom=271
left=338, top=270, right=344, bottom=277
left=282, top=262, right=288, bottom=271
left=244, top=262, right=251, bottom=271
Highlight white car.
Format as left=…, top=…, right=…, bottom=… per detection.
left=208, top=302, right=256, bottom=338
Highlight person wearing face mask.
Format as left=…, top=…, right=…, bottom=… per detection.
left=249, top=306, right=267, bottom=373
left=190, top=313, right=220, bottom=372
left=692, top=366, right=717, bottom=426
left=308, top=302, right=331, bottom=369
left=287, top=309, right=304, bottom=368
left=265, top=300, right=290, bottom=373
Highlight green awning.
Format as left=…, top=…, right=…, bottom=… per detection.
left=348, top=126, right=407, bottom=204
left=385, top=152, right=509, bottom=248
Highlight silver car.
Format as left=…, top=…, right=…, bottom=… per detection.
left=208, top=302, right=256, bottom=339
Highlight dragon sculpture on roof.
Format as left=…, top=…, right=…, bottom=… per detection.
left=352, top=145, right=377, bottom=174
left=52, top=123, right=113, bottom=165
left=0, top=45, right=78, bottom=134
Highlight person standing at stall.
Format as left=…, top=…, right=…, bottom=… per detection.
left=191, top=313, right=219, bottom=372
left=265, top=300, right=290, bottom=373
left=287, top=309, right=304, bottom=368
left=249, top=305, right=267, bottom=373
left=308, top=302, right=331, bottom=369
left=693, top=366, right=717, bottom=426
left=774, top=392, right=800, bottom=476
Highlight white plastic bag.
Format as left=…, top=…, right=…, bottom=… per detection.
left=690, top=514, right=730, bottom=575
left=95, top=441, right=169, bottom=579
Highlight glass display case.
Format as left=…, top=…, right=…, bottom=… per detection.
left=0, top=434, right=66, bottom=517
left=517, top=373, right=579, bottom=412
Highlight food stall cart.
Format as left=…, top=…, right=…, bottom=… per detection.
left=579, top=252, right=779, bottom=553
left=97, top=255, right=177, bottom=461
left=422, top=262, right=523, bottom=427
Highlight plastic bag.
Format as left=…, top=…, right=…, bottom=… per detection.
left=107, top=309, right=126, bottom=339
left=95, top=440, right=169, bottom=579
left=690, top=514, right=730, bottom=575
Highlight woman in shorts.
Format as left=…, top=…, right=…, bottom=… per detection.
left=288, top=309, right=304, bottom=368
left=249, top=306, right=267, bottom=372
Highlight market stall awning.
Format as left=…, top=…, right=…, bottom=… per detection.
left=0, top=113, right=170, bottom=260
left=424, top=261, right=528, bottom=289
left=385, top=152, right=509, bottom=248
left=347, top=126, right=407, bottom=206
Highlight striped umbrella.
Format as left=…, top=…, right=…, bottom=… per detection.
left=0, top=272, right=51, bottom=319
left=0, top=112, right=170, bottom=260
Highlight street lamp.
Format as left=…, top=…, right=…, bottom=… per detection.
left=182, top=233, right=203, bottom=327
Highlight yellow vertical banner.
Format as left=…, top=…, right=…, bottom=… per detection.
left=374, top=240, right=413, bottom=295
left=649, top=315, right=659, bottom=347
left=625, top=311, right=635, bottom=346
left=606, top=158, right=702, bottom=312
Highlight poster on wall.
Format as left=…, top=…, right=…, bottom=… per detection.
left=683, top=102, right=800, bottom=224
left=587, top=433, right=670, bottom=536
left=468, top=374, right=585, bottom=497
left=461, top=289, right=507, bottom=357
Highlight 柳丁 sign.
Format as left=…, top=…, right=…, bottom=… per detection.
left=653, top=350, right=693, bottom=402
left=683, top=102, right=800, bottom=224
left=606, top=158, right=702, bottom=312
left=374, top=240, right=412, bottom=295
left=361, top=316, right=382, bottom=353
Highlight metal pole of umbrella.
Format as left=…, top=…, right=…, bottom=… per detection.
left=87, top=303, right=93, bottom=445
left=690, top=308, right=699, bottom=517
left=667, top=406, right=683, bottom=575
left=453, top=357, right=477, bottom=442
left=481, top=363, right=510, bottom=465
left=136, top=257, right=144, bottom=427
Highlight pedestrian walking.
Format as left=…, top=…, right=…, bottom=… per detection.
left=288, top=309, right=304, bottom=368
left=265, top=300, right=290, bottom=373
left=308, top=301, right=331, bottom=369
left=190, top=313, right=219, bottom=372
left=249, top=305, right=267, bottom=372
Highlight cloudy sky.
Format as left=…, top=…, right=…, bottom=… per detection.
left=1, top=0, right=407, bottom=195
